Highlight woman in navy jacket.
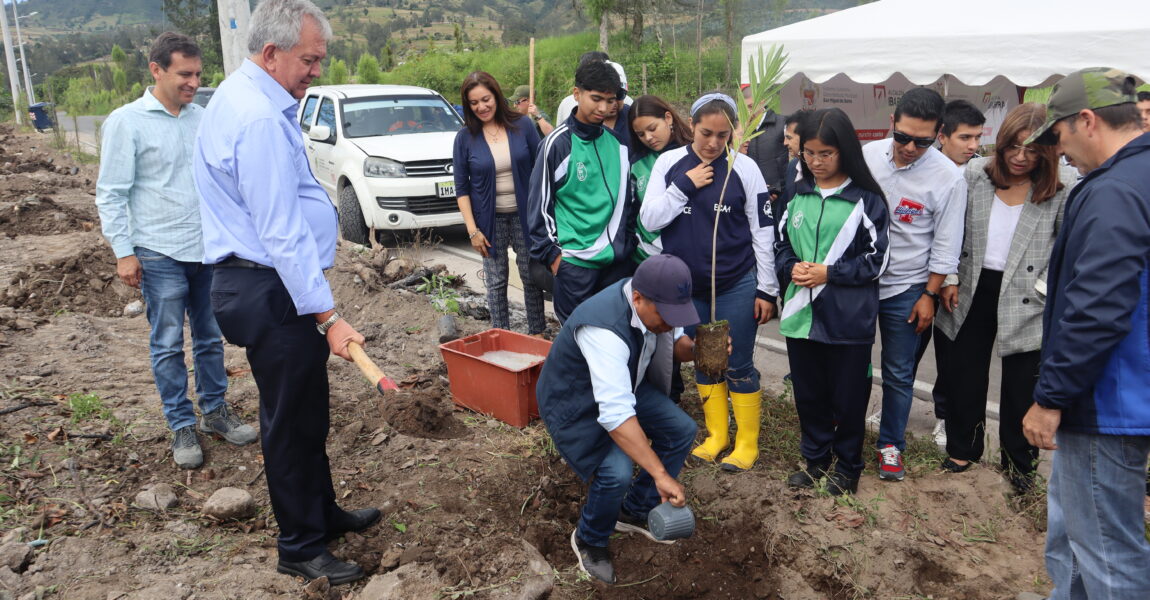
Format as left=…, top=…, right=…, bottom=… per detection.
left=454, top=71, right=545, bottom=334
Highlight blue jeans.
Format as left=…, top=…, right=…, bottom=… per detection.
left=876, top=283, right=925, bottom=450
left=1045, top=430, right=1150, bottom=599
left=137, top=247, right=228, bottom=431
left=577, top=382, right=696, bottom=547
left=684, top=269, right=761, bottom=394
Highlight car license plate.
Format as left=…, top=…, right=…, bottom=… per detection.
left=436, top=181, right=455, bottom=198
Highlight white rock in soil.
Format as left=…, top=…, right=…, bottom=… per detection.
left=0, top=527, right=26, bottom=545
left=0, top=568, right=22, bottom=597
left=202, top=487, right=255, bottom=520
left=122, top=300, right=145, bottom=318
left=357, top=563, right=444, bottom=600
left=134, top=483, right=178, bottom=510
left=383, top=257, right=417, bottom=279
left=0, top=542, right=33, bottom=572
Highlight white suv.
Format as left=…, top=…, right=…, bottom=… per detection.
left=297, top=84, right=464, bottom=244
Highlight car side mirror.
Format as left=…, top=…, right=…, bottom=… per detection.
left=308, top=125, right=333, bottom=143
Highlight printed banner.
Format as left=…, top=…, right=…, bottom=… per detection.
left=781, top=73, right=1019, bottom=147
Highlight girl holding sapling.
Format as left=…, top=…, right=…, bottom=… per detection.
left=639, top=92, right=779, bottom=472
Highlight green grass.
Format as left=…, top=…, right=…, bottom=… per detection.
left=67, top=393, right=109, bottom=424
left=360, top=31, right=733, bottom=117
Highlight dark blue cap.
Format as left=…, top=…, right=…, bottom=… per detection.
left=632, top=254, right=700, bottom=328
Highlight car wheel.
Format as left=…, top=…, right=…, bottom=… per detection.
left=338, top=185, right=370, bottom=246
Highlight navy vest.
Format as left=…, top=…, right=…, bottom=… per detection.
left=536, top=280, right=672, bottom=479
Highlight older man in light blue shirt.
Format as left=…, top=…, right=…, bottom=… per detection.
left=193, top=0, right=374, bottom=587
left=95, top=32, right=255, bottom=471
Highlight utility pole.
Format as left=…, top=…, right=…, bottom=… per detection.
left=216, top=0, right=252, bottom=77
left=12, top=5, right=35, bottom=105
left=0, top=0, right=22, bottom=124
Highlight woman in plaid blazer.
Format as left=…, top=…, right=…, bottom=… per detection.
left=933, top=103, right=1078, bottom=494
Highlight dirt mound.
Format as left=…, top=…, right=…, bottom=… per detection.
left=381, top=385, right=467, bottom=439
left=437, top=535, right=554, bottom=599
left=2, top=244, right=140, bottom=316
left=0, top=196, right=97, bottom=237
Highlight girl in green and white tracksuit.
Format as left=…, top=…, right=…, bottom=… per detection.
left=627, top=94, right=693, bottom=263
left=775, top=108, right=889, bottom=495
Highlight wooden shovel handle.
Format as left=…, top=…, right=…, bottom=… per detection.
left=348, top=341, right=398, bottom=393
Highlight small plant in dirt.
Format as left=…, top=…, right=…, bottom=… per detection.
left=417, top=272, right=461, bottom=314
left=694, top=44, right=787, bottom=379
left=67, top=392, right=110, bottom=423
left=960, top=516, right=999, bottom=544
left=826, top=492, right=885, bottom=528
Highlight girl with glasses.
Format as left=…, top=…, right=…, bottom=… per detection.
left=639, top=92, right=780, bottom=472
left=933, top=103, right=1076, bottom=494
left=776, top=107, right=890, bottom=495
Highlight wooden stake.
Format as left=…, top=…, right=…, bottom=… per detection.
left=528, top=38, right=536, bottom=108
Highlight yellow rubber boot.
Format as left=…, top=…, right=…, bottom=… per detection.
left=690, top=383, right=730, bottom=462
left=721, top=390, right=762, bottom=472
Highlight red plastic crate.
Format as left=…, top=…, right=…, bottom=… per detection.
left=438, top=329, right=552, bottom=427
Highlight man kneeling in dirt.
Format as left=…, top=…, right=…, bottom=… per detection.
left=536, top=254, right=699, bottom=584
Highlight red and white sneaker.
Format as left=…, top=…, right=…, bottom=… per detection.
left=877, top=445, right=905, bottom=481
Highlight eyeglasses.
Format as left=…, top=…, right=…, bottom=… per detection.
left=514, top=98, right=529, bottom=105
left=892, top=130, right=936, bottom=149
left=801, top=149, right=839, bottom=163
left=1007, top=144, right=1039, bottom=158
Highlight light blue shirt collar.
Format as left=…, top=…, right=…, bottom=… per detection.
left=140, top=86, right=190, bottom=117
left=238, top=58, right=300, bottom=118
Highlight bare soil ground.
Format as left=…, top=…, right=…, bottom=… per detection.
left=0, top=124, right=1051, bottom=600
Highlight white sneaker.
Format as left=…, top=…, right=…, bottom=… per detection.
left=932, top=419, right=947, bottom=447
left=865, top=411, right=882, bottom=426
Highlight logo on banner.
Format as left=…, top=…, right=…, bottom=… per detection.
left=894, top=198, right=924, bottom=224
left=873, top=85, right=887, bottom=103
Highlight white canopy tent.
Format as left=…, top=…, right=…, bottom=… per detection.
left=741, top=0, right=1150, bottom=87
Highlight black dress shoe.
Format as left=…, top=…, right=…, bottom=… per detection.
left=328, top=507, right=382, bottom=539
left=277, top=551, right=365, bottom=586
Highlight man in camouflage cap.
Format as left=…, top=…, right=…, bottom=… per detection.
left=1021, top=67, right=1150, bottom=599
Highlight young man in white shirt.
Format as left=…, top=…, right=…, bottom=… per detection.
left=862, top=88, right=967, bottom=481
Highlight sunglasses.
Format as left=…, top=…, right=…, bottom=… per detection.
left=892, top=130, right=936, bottom=149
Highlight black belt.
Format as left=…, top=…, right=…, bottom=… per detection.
left=217, top=256, right=275, bottom=270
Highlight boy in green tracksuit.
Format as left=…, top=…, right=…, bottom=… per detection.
left=527, top=60, right=635, bottom=323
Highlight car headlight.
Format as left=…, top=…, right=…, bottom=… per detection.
left=364, top=157, right=405, bottom=178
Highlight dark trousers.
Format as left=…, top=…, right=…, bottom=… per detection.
left=553, top=258, right=634, bottom=323
left=942, top=269, right=1040, bottom=475
left=210, top=267, right=338, bottom=561
left=786, top=338, right=873, bottom=479
left=914, top=324, right=948, bottom=420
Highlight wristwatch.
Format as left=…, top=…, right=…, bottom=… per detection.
left=317, top=311, right=342, bottom=335
left=922, top=289, right=940, bottom=301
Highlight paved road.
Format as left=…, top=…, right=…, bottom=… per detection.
left=54, top=110, right=102, bottom=153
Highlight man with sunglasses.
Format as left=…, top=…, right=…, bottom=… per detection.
left=1021, top=67, right=1150, bottom=600
left=862, top=87, right=967, bottom=482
